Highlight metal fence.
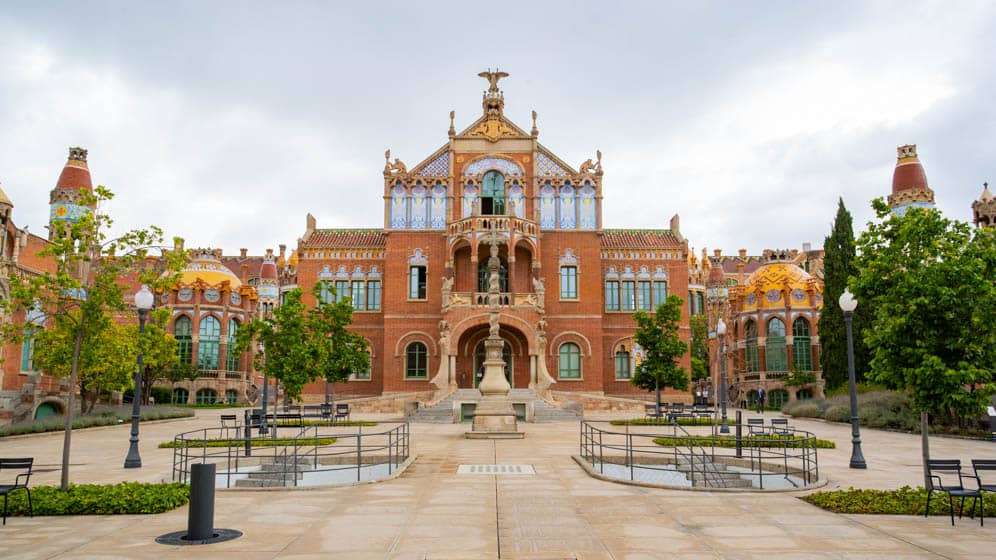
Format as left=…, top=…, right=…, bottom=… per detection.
left=170, top=421, right=410, bottom=489
left=579, top=417, right=820, bottom=489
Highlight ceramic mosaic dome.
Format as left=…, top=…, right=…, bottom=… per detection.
left=741, top=257, right=820, bottom=310
left=178, top=248, right=242, bottom=289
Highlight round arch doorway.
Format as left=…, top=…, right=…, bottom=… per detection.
left=472, top=339, right=513, bottom=388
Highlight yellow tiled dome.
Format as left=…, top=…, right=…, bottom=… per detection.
left=742, top=262, right=819, bottom=309
left=178, top=249, right=242, bottom=289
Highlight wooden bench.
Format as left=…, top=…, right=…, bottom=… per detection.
left=0, top=458, right=33, bottom=525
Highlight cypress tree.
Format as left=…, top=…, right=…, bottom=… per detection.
left=818, top=198, right=869, bottom=388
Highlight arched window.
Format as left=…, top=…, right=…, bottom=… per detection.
left=558, top=342, right=581, bottom=379
left=196, top=388, right=218, bottom=404
left=745, top=320, right=760, bottom=372
left=226, top=319, right=240, bottom=371
left=481, top=170, right=506, bottom=215
left=768, top=389, right=790, bottom=409
left=405, top=342, right=428, bottom=379
left=614, top=347, right=631, bottom=379
left=172, top=387, right=189, bottom=404
left=20, top=326, right=40, bottom=372
left=198, top=316, right=221, bottom=370
left=765, top=318, right=787, bottom=371
left=477, top=257, right=508, bottom=292
left=796, top=388, right=813, bottom=400
left=225, top=389, right=238, bottom=404
left=792, top=317, right=812, bottom=371
left=174, top=316, right=192, bottom=366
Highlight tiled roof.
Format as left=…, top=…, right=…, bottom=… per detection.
left=601, top=229, right=680, bottom=249
left=303, top=229, right=387, bottom=249
left=221, top=256, right=263, bottom=280
left=711, top=255, right=765, bottom=275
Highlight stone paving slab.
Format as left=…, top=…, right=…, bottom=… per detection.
left=1, top=407, right=995, bottom=558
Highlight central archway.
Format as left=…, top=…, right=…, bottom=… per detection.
left=454, top=323, right=530, bottom=389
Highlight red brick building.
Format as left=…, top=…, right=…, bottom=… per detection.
left=294, top=72, right=693, bottom=403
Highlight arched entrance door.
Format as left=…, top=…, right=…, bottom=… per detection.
left=472, top=339, right=513, bottom=388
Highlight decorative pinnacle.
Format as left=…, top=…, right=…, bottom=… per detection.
left=897, top=144, right=917, bottom=159
left=68, top=146, right=88, bottom=162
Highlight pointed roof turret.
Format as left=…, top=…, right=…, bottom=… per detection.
left=887, top=144, right=935, bottom=215
left=55, top=147, right=93, bottom=193
left=973, top=182, right=996, bottom=229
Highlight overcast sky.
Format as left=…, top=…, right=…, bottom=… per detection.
left=1, top=1, right=993, bottom=258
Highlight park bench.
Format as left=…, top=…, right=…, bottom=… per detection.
left=769, top=418, right=792, bottom=437
left=220, top=414, right=239, bottom=427
left=0, top=457, right=33, bottom=525
left=925, top=459, right=983, bottom=526
left=334, top=403, right=351, bottom=424
left=746, top=418, right=768, bottom=436
left=644, top=404, right=663, bottom=419
left=276, top=413, right=303, bottom=427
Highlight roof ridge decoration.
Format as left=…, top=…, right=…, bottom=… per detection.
left=452, top=69, right=532, bottom=143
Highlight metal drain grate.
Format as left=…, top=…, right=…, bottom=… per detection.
left=457, top=464, right=535, bottom=475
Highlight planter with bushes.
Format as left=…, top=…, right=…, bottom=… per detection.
left=802, top=486, right=996, bottom=516
left=1, top=482, right=189, bottom=517
left=0, top=406, right=194, bottom=438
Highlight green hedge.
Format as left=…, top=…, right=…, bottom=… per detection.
left=0, top=406, right=194, bottom=438
left=653, top=434, right=836, bottom=449
left=2, top=482, right=189, bottom=517
left=802, top=486, right=996, bottom=516
left=175, top=403, right=246, bottom=409
left=159, top=437, right=337, bottom=448
left=274, top=420, right=378, bottom=427
left=611, top=417, right=738, bottom=427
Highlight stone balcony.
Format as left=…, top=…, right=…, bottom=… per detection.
left=445, top=291, right=542, bottom=309
left=447, top=215, right=539, bottom=237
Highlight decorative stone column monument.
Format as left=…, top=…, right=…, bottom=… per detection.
left=466, top=231, right=523, bottom=439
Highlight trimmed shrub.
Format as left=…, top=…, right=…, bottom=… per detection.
left=275, top=420, right=378, bottom=427
left=0, top=406, right=194, bottom=438
left=653, top=434, right=835, bottom=449
left=2, top=483, right=189, bottom=517
left=159, top=436, right=337, bottom=448
left=610, top=417, right=737, bottom=427
left=781, top=401, right=822, bottom=418
left=823, top=405, right=851, bottom=423
left=802, top=486, right=996, bottom=516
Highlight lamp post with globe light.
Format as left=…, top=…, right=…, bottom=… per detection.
left=716, top=317, right=730, bottom=433
left=124, top=285, right=154, bottom=468
left=839, top=288, right=867, bottom=469
left=259, top=342, right=269, bottom=435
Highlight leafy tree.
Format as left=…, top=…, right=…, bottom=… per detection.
left=235, top=288, right=313, bottom=400
left=631, top=294, right=690, bottom=410
left=854, top=200, right=996, bottom=486
left=137, top=308, right=180, bottom=403
left=688, top=314, right=710, bottom=382
left=307, top=283, right=369, bottom=405
left=818, top=198, right=871, bottom=388
left=1, top=186, right=185, bottom=490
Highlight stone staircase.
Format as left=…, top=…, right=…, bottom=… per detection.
left=234, top=453, right=315, bottom=488
left=406, top=388, right=581, bottom=423
left=675, top=456, right=753, bottom=488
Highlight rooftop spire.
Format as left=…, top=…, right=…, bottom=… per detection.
left=887, top=144, right=934, bottom=215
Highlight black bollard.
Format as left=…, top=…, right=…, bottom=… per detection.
left=735, top=410, right=743, bottom=458
left=187, top=463, right=216, bottom=541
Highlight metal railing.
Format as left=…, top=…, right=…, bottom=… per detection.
left=170, top=421, right=410, bottom=489
left=579, top=417, right=820, bottom=489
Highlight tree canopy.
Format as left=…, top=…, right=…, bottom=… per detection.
left=818, top=198, right=871, bottom=388
left=854, top=200, right=996, bottom=418
left=688, top=314, right=710, bottom=382
left=1, top=186, right=185, bottom=490
left=235, top=282, right=368, bottom=402
left=631, top=294, right=690, bottom=405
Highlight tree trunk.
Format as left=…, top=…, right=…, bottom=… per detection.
left=921, top=411, right=931, bottom=489
left=61, top=324, right=84, bottom=491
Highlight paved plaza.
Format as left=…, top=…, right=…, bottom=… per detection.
left=1, top=408, right=994, bottom=559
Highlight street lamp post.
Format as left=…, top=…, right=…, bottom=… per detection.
left=716, top=318, right=730, bottom=434
left=124, top=285, right=154, bottom=468
left=259, top=342, right=269, bottom=435
left=839, top=288, right=867, bottom=469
